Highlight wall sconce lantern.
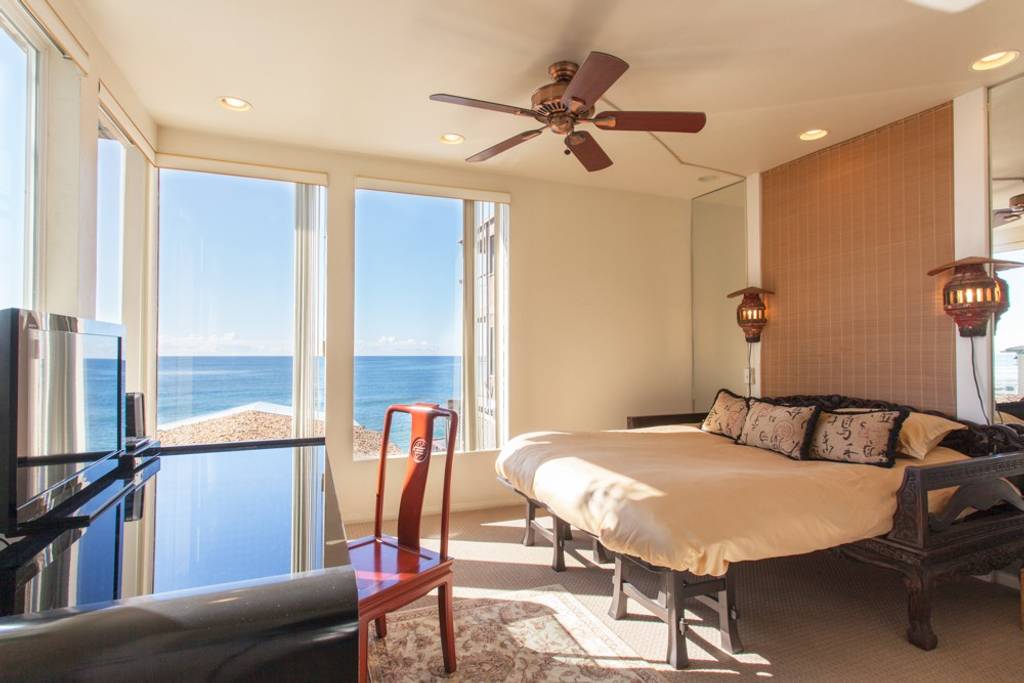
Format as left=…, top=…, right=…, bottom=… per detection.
left=727, top=287, right=773, bottom=343
left=927, top=257, right=1023, bottom=337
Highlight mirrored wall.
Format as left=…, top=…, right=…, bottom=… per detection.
left=990, top=75, right=1024, bottom=415
left=691, top=181, right=748, bottom=410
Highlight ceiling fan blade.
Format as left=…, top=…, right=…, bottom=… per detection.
left=430, top=93, right=534, bottom=117
left=591, top=111, right=707, bottom=133
left=466, top=128, right=544, bottom=162
left=564, top=131, right=613, bottom=172
left=560, top=52, right=629, bottom=113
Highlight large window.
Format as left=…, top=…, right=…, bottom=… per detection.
left=0, top=7, right=38, bottom=309
left=157, top=169, right=325, bottom=446
left=353, top=188, right=508, bottom=457
left=95, top=113, right=128, bottom=323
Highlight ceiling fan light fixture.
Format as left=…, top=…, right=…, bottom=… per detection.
left=439, top=133, right=465, bottom=145
left=971, top=50, right=1020, bottom=71
left=218, top=96, right=252, bottom=112
left=799, top=129, right=829, bottom=141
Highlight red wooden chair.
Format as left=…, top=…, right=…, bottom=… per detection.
left=348, top=403, right=459, bottom=683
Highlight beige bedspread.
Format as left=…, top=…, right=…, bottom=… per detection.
left=495, top=425, right=966, bottom=576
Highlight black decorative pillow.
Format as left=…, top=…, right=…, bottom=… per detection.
left=700, top=389, right=748, bottom=440
left=737, top=399, right=819, bottom=460
left=808, top=409, right=908, bottom=468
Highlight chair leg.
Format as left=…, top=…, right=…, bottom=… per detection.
left=358, top=618, right=369, bottom=683
left=374, top=615, right=387, bottom=639
left=523, top=500, right=536, bottom=546
left=562, top=523, right=573, bottom=541
left=609, top=555, right=627, bottom=619
left=438, top=577, right=457, bottom=674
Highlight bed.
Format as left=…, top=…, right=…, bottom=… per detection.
left=495, top=395, right=1024, bottom=668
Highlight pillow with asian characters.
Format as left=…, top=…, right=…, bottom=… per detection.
left=808, top=409, right=908, bottom=467
left=737, top=399, right=819, bottom=459
left=700, top=389, right=749, bottom=440
left=835, top=408, right=966, bottom=459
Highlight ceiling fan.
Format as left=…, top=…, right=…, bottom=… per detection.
left=994, top=193, right=1024, bottom=226
left=430, top=51, right=707, bottom=172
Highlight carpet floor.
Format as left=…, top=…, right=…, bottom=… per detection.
left=349, top=506, right=1023, bottom=682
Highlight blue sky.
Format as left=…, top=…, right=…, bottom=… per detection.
left=354, top=189, right=462, bottom=356
left=158, top=172, right=462, bottom=356
left=0, top=25, right=28, bottom=310
left=159, top=169, right=296, bottom=355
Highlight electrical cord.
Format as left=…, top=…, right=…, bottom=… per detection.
left=970, top=336, right=991, bottom=425
left=747, top=342, right=753, bottom=398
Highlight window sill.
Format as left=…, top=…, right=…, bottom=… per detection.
left=351, top=447, right=499, bottom=463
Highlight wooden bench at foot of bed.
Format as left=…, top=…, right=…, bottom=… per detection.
left=498, top=477, right=741, bottom=668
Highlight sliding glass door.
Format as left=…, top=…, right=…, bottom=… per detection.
left=157, top=169, right=325, bottom=446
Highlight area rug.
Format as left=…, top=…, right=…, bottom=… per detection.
left=368, top=585, right=666, bottom=682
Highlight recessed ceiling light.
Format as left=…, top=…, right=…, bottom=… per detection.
left=698, top=175, right=719, bottom=183
left=971, top=50, right=1020, bottom=71
left=218, top=96, right=252, bottom=112
left=439, top=133, right=464, bottom=145
left=799, top=129, right=829, bottom=141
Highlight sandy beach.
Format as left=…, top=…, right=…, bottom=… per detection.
left=157, top=409, right=402, bottom=456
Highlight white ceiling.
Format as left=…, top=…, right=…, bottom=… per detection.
left=76, top=0, right=1024, bottom=199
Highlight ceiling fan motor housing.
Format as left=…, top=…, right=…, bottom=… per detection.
left=531, top=61, right=591, bottom=132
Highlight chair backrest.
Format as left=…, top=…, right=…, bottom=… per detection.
left=374, top=403, right=459, bottom=557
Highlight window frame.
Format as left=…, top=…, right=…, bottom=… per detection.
left=352, top=178, right=510, bottom=456
left=0, top=0, right=47, bottom=310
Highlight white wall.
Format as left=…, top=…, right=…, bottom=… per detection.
left=691, top=183, right=747, bottom=410
left=156, top=128, right=693, bottom=536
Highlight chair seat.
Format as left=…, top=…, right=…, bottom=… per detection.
left=347, top=534, right=450, bottom=604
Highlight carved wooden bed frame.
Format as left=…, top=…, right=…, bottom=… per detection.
left=498, top=394, right=1024, bottom=668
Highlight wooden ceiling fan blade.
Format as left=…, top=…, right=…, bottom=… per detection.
left=560, top=52, right=629, bottom=113
left=564, top=131, right=613, bottom=172
left=466, top=128, right=544, bottom=162
left=430, top=93, right=534, bottom=117
left=592, top=111, right=707, bottom=133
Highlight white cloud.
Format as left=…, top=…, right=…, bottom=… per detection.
left=160, top=332, right=293, bottom=356
left=355, top=335, right=443, bottom=355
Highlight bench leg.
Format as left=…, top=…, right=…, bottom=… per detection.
left=592, top=538, right=612, bottom=564
left=523, top=500, right=536, bottom=546
left=609, top=555, right=627, bottom=619
left=664, top=570, right=689, bottom=670
left=905, top=571, right=938, bottom=650
left=551, top=516, right=567, bottom=572
left=716, top=571, right=742, bottom=653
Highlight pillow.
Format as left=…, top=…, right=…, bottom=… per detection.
left=997, top=410, right=1024, bottom=426
left=897, top=412, right=966, bottom=459
left=701, top=389, right=749, bottom=440
left=808, top=409, right=908, bottom=467
left=737, top=399, right=819, bottom=459
left=834, top=408, right=966, bottom=460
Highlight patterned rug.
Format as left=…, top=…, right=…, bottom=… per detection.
left=368, top=585, right=666, bottom=682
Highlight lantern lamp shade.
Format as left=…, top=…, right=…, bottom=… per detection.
left=927, top=257, right=1024, bottom=337
left=727, top=287, right=773, bottom=343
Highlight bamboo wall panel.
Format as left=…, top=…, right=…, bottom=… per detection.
left=761, top=103, right=955, bottom=414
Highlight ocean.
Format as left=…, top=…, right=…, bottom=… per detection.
left=157, top=355, right=460, bottom=449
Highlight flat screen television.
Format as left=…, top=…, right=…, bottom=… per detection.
left=0, top=309, right=126, bottom=534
